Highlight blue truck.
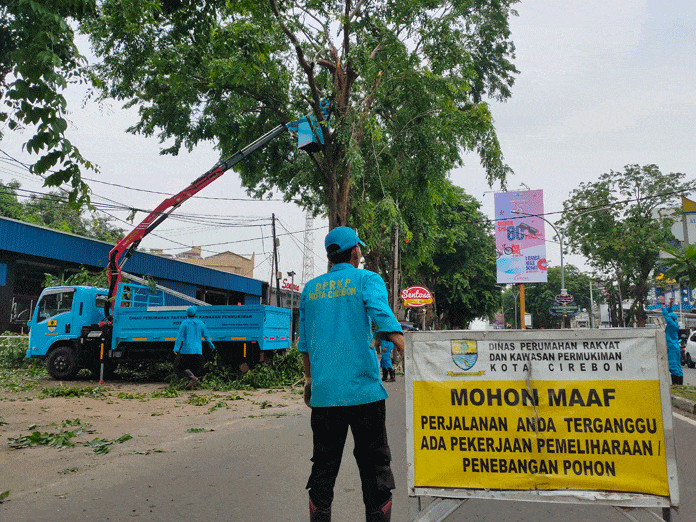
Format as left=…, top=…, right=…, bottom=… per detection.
left=27, top=282, right=292, bottom=380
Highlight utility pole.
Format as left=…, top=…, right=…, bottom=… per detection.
left=589, top=280, right=595, bottom=328
left=272, top=213, right=281, bottom=307
left=391, top=224, right=400, bottom=315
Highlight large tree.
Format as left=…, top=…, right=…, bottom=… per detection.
left=395, top=183, right=500, bottom=329
left=559, top=164, right=695, bottom=327
left=82, top=0, right=518, bottom=228
left=1, top=0, right=97, bottom=206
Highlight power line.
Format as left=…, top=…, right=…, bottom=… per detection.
left=0, top=148, right=286, bottom=202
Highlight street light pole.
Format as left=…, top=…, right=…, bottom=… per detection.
left=511, top=208, right=607, bottom=328
left=511, top=289, right=519, bottom=329
left=512, top=208, right=605, bottom=296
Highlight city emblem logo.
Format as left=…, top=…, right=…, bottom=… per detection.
left=451, top=339, right=478, bottom=371
left=47, top=319, right=57, bottom=333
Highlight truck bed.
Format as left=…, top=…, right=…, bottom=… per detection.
left=112, top=305, right=292, bottom=352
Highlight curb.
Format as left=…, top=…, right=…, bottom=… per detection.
left=671, top=394, right=696, bottom=415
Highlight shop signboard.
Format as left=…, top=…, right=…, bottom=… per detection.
left=402, top=286, right=434, bottom=308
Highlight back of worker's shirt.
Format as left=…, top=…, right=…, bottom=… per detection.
left=174, top=318, right=209, bottom=355
left=298, top=263, right=401, bottom=407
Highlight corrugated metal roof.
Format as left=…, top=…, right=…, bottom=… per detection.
left=0, top=216, right=263, bottom=296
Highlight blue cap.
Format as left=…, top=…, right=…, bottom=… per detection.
left=187, top=306, right=196, bottom=317
left=325, top=226, right=366, bottom=254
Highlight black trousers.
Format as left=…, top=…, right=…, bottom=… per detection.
left=307, top=399, right=395, bottom=511
left=173, top=353, right=204, bottom=377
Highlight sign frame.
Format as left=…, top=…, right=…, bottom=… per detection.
left=405, top=328, right=679, bottom=509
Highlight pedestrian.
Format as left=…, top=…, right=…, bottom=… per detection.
left=660, top=296, right=683, bottom=385
left=173, top=306, right=215, bottom=381
left=380, top=338, right=395, bottom=382
left=298, top=226, right=405, bottom=522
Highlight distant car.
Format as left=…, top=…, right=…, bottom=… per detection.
left=684, top=331, right=696, bottom=368
left=399, top=321, right=419, bottom=331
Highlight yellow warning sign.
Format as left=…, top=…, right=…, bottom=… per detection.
left=412, top=379, right=668, bottom=496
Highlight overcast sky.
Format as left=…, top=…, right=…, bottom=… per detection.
left=1, top=0, right=695, bottom=286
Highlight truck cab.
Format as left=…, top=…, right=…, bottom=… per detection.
left=28, top=286, right=108, bottom=379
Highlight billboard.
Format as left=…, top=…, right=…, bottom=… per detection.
left=406, top=329, right=679, bottom=508
left=495, top=190, right=547, bottom=283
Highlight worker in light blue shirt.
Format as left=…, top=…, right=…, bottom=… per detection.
left=380, top=339, right=395, bottom=382
left=660, top=296, right=683, bottom=384
left=298, top=226, right=404, bottom=522
left=173, top=306, right=215, bottom=379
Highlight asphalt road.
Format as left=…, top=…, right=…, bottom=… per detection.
left=2, top=378, right=694, bottom=522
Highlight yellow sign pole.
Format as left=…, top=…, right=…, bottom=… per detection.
left=519, top=283, right=526, bottom=329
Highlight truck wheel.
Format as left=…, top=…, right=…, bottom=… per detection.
left=47, top=346, right=79, bottom=380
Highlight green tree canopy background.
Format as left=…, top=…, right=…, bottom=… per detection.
left=560, top=164, right=695, bottom=327
left=0, top=179, right=124, bottom=242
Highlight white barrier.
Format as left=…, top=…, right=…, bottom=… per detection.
left=406, top=328, right=679, bottom=521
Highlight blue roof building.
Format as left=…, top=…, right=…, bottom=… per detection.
left=0, top=216, right=267, bottom=332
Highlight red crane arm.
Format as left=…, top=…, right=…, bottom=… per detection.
left=106, top=124, right=289, bottom=312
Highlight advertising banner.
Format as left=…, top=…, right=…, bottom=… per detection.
left=406, top=329, right=679, bottom=508
left=494, top=190, right=547, bottom=284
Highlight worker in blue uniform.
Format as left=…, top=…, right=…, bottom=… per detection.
left=660, top=296, right=683, bottom=384
left=380, top=339, right=395, bottom=382
left=173, top=306, right=215, bottom=380
left=298, top=226, right=404, bottom=522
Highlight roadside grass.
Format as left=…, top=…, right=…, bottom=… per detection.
left=0, top=334, right=46, bottom=392
left=670, top=384, right=696, bottom=402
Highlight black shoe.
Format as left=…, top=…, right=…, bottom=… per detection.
left=309, top=499, right=331, bottom=522
left=366, top=498, right=392, bottom=522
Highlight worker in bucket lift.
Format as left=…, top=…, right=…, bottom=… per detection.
left=298, top=226, right=404, bottom=522
left=173, top=306, right=215, bottom=381
left=660, top=296, right=683, bottom=385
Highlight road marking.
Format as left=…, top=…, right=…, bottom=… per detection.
left=673, top=412, right=696, bottom=427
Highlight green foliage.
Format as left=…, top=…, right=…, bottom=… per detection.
left=82, top=0, right=518, bottom=227
left=43, top=266, right=109, bottom=289
left=41, top=385, right=108, bottom=398
left=86, top=433, right=132, bottom=454
left=235, top=347, right=303, bottom=389
left=149, top=387, right=181, bottom=399
left=509, top=266, right=594, bottom=329
left=198, top=347, right=304, bottom=391
left=8, top=425, right=84, bottom=449
left=660, top=244, right=696, bottom=287
left=0, top=491, right=9, bottom=503
left=561, top=164, right=696, bottom=327
left=186, top=394, right=210, bottom=406
left=0, top=334, right=35, bottom=369
left=1, top=0, right=98, bottom=206
left=396, top=183, right=501, bottom=328
left=0, top=181, right=124, bottom=242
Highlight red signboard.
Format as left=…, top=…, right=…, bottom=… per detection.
left=401, top=286, right=434, bottom=307
left=282, top=279, right=300, bottom=291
